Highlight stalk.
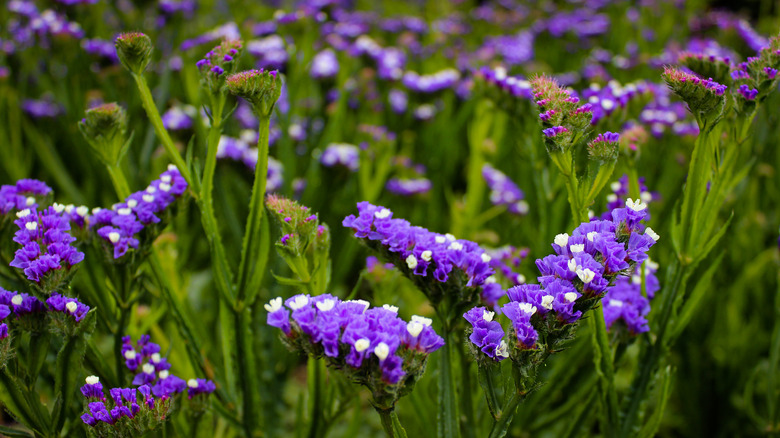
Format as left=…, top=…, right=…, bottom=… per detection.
left=487, top=391, right=522, bottom=438
left=377, top=407, right=409, bottom=438
left=437, top=324, right=461, bottom=438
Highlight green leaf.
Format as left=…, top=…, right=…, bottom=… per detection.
left=476, top=360, right=504, bottom=420
left=0, top=425, right=34, bottom=438
left=669, top=253, right=724, bottom=344
left=0, top=370, right=45, bottom=435
left=271, top=272, right=310, bottom=288
left=51, top=311, right=96, bottom=433
left=636, top=366, right=674, bottom=438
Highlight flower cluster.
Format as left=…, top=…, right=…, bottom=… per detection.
left=10, top=206, right=85, bottom=287
left=343, top=202, right=505, bottom=309
left=482, top=163, right=529, bottom=216
left=401, top=69, right=460, bottom=93
left=484, top=245, right=530, bottom=287
left=464, top=199, right=658, bottom=361
left=161, top=105, right=196, bottom=131
left=600, top=174, right=656, bottom=221
left=91, top=166, right=187, bottom=260
left=266, top=294, right=443, bottom=408
left=46, top=292, right=89, bottom=322
left=0, top=179, right=52, bottom=217
left=580, top=80, right=650, bottom=125
left=80, top=377, right=172, bottom=436
left=662, top=67, right=727, bottom=122
left=320, top=143, right=360, bottom=171
left=311, top=49, right=339, bottom=79
left=531, top=76, right=593, bottom=152
left=587, top=131, right=620, bottom=162
left=196, top=40, right=242, bottom=92
left=225, top=68, right=282, bottom=118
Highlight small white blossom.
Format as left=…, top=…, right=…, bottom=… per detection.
left=405, top=254, right=418, bottom=270
left=316, top=299, right=336, bottom=312
left=143, top=363, right=155, bottom=374
left=482, top=310, right=495, bottom=322
left=374, top=208, right=391, bottom=219
left=606, top=194, right=618, bottom=203
left=382, top=304, right=399, bottom=313
left=645, top=227, right=660, bottom=241
left=609, top=299, right=623, bottom=307
left=626, top=198, right=647, bottom=211
left=11, top=295, right=23, bottom=306
left=518, top=302, right=537, bottom=315
left=421, top=250, right=433, bottom=262
left=569, top=244, right=585, bottom=253
left=564, top=292, right=578, bottom=303
left=481, top=253, right=492, bottom=263
left=188, top=379, right=199, bottom=388
left=411, top=315, right=433, bottom=326
left=76, top=206, right=89, bottom=217
left=586, top=231, right=598, bottom=242
left=374, top=342, right=390, bottom=361
left=86, top=376, right=100, bottom=385
left=541, top=295, right=554, bottom=310
left=554, top=233, right=569, bottom=246
left=495, top=340, right=509, bottom=358
left=158, top=370, right=169, bottom=379
left=264, top=297, right=283, bottom=312
left=124, top=350, right=137, bottom=360
left=355, top=339, right=370, bottom=352
left=108, top=232, right=120, bottom=244
left=435, top=235, right=446, bottom=244
left=576, top=268, right=596, bottom=284
left=25, top=222, right=37, bottom=231
left=16, top=209, right=31, bottom=218
left=407, top=321, right=424, bottom=337
left=66, top=301, right=78, bottom=313
left=288, top=295, right=309, bottom=310
left=610, top=181, right=622, bottom=192
left=449, top=242, right=464, bottom=251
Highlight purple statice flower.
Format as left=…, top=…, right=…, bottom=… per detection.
left=46, top=292, right=89, bottom=322
left=388, top=88, right=408, bottom=113
left=91, top=165, right=187, bottom=259
left=482, top=163, right=529, bottom=215
left=266, top=294, right=443, bottom=386
left=81, top=376, right=105, bottom=400
left=1, top=288, right=45, bottom=316
left=246, top=35, right=288, bottom=70
left=463, top=307, right=509, bottom=360
left=180, top=22, right=240, bottom=51
left=186, top=378, right=216, bottom=399
left=320, top=143, right=359, bottom=171
left=402, top=69, right=460, bottom=93
left=483, top=31, right=534, bottom=66
left=592, top=131, right=619, bottom=143
left=475, top=66, right=534, bottom=100
left=343, top=202, right=504, bottom=308
left=600, top=174, right=656, bottom=221
left=0, top=304, right=10, bottom=340
left=374, top=47, right=406, bottom=80
left=121, top=334, right=170, bottom=377
left=602, top=258, right=659, bottom=334
left=10, top=206, right=84, bottom=284
left=484, top=245, right=529, bottom=286
left=311, top=49, right=339, bottom=79
left=465, top=198, right=658, bottom=360
left=0, top=179, right=52, bottom=215
left=151, top=372, right=187, bottom=397
left=731, top=69, right=750, bottom=80
left=22, top=98, right=62, bottom=118
left=386, top=178, right=432, bottom=196
left=765, top=67, right=778, bottom=79
left=738, top=84, right=759, bottom=100
left=413, top=104, right=437, bottom=121
left=580, top=80, right=648, bottom=124
left=542, top=126, right=568, bottom=137
left=81, top=38, right=119, bottom=62
left=162, top=105, right=195, bottom=130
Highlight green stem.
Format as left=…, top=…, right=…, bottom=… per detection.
left=106, top=164, right=132, bottom=200
left=130, top=72, right=195, bottom=193
left=588, top=304, right=619, bottom=438
left=620, top=261, right=686, bottom=437
left=458, top=343, right=476, bottom=438
left=437, top=326, right=461, bottom=438
left=307, top=358, right=325, bottom=438
left=487, top=391, right=522, bottom=438
left=377, top=407, right=409, bottom=438
left=236, top=114, right=271, bottom=305
left=235, top=307, right=259, bottom=437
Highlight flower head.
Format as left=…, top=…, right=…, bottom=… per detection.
left=226, top=69, right=282, bottom=118
left=115, top=32, right=153, bottom=74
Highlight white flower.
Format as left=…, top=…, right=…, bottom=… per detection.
left=606, top=194, right=618, bottom=203
left=449, top=242, right=464, bottom=251
left=159, top=183, right=172, bottom=192
left=586, top=232, right=598, bottom=242
left=405, top=254, right=418, bottom=270
left=495, top=340, right=509, bottom=358
left=346, top=299, right=370, bottom=313
left=435, top=235, right=446, bottom=244
left=569, top=244, right=585, bottom=253
left=374, top=208, right=391, bottom=219
left=609, top=299, right=623, bottom=307
left=485, top=276, right=497, bottom=284
left=127, top=199, right=138, bottom=208
left=482, top=310, right=495, bottom=322
left=151, top=353, right=161, bottom=364
left=632, top=275, right=642, bottom=285
left=554, top=233, right=569, bottom=247
left=640, top=191, right=653, bottom=203
left=11, top=295, right=23, bottom=306
left=541, top=295, right=554, bottom=310
left=108, top=232, right=120, bottom=244
left=66, top=301, right=78, bottom=314
left=645, top=227, right=660, bottom=241
left=516, top=274, right=526, bottom=284
left=124, top=350, right=137, bottom=360
left=159, top=370, right=169, bottom=379
left=316, top=299, right=336, bottom=312
left=25, top=196, right=35, bottom=206
left=421, top=250, right=433, bottom=262
left=16, top=209, right=31, bottom=218
left=568, top=259, right=578, bottom=272
left=518, top=302, right=537, bottom=315
left=288, top=295, right=309, bottom=310
left=411, top=315, right=433, bottom=326
left=264, top=297, right=283, bottom=312
left=610, top=181, right=622, bottom=192
left=143, top=194, right=155, bottom=203
left=481, top=253, right=492, bottom=263
left=407, top=321, right=424, bottom=337
left=167, top=164, right=178, bottom=172
left=576, top=268, right=595, bottom=284
left=564, top=292, right=578, bottom=303
left=188, top=379, right=199, bottom=388
left=382, top=304, right=399, bottom=313
left=52, top=203, right=65, bottom=213
left=117, top=208, right=132, bottom=216
left=355, top=339, right=371, bottom=352
left=86, top=376, right=100, bottom=385
left=143, top=363, right=155, bottom=374
left=374, top=342, right=390, bottom=361
left=445, top=233, right=456, bottom=241
left=626, top=198, right=647, bottom=211
left=161, top=175, right=172, bottom=184
left=25, top=222, right=37, bottom=231
left=76, top=206, right=89, bottom=217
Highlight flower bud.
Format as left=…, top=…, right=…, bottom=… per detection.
left=115, top=32, right=153, bottom=75
left=662, top=67, right=726, bottom=126
left=587, top=131, right=620, bottom=163
left=196, top=40, right=243, bottom=95
left=226, top=69, right=282, bottom=118
left=78, top=103, right=129, bottom=166
left=678, top=52, right=732, bottom=86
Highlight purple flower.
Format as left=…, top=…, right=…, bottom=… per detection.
left=386, top=178, right=432, bottom=196
left=738, top=84, right=758, bottom=100
left=80, top=376, right=105, bottom=400
left=311, top=49, right=339, bottom=79
left=482, top=163, right=528, bottom=215
left=186, top=378, right=216, bottom=399
left=46, top=293, right=89, bottom=322
left=542, top=126, right=568, bottom=137
left=463, top=307, right=508, bottom=360
left=320, top=143, right=359, bottom=171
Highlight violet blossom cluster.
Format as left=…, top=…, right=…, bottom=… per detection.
left=80, top=376, right=173, bottom=436
left=320, top=143, right=360, bottom=171
left=482, top=163, right=529, bottom=216
left=464, top=199, right=659, bottom=361
left=216, top=135, right=284, bottom=191
left=580, top=80, right=649, bottom=125
left=90, top=166, right=187, bottom=260
left=266, top=293, right=443, bottom=407
left=0, top=179, right=52, bottom=217
left=402, top=69, right=460, bottom=93
left=484, top=245, right=530, bottom=287
left=10, top=206, right=85, bottom=286
left=343, top=202, right=506, bottom=309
